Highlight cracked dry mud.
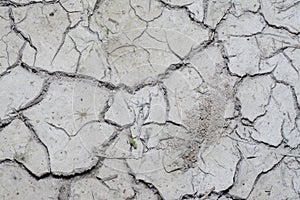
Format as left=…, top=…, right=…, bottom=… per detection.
left=0, top=0, right=300, bottom=200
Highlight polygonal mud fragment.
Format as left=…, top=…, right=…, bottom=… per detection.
left=218, top=13, right=265, bottom=38
left=287, top=117, right=300, bottom=148
left=43, top=121, right=114, bottom=176
left=222, top=37, right=262, bottom=76
left=204, top=0, right=231, bottom=28
left=261, top=0, right=300, bottom=33
left=14, top=3, right=70, bottom=69
left=252, top=103, right=283, bottom=146
left=148, top=9, right=209, bottom=58
left=68, top=25, right=109, bottom=78
left=272, top=49, right=300, bottom=109
left=192, top=137, right=240, bottom=192
left=237, top=75, right=274, bottom=122
left=132, top=29, right=180, bottom=63
left=105, top=86, right=166, bottom=128
left=105, top=46, right=162, bottom=86
left=130, top=0, right=164, bottom=22
left=248, top=157, right=300, bottom=200
left=285, top=48, right=300, bottom=72
left=229, top=143, right=283, bottom=199
left=132, top=85, right=168, bottom=124
left=0, top=32, right=24, bottom=70
left=253, top=84, right=296, bottom=147
left=90, top=0, right=146, bottom=40
left=96, top=159, right=135, bottom=199
left=102, top=129, right=132, bottom=159
left=273, top=57, right=295, bottom=83
left=0, top=163, right=61, bottom=199
left=46, top=35, right=79, bottom=73
left=76, top=122, right=116, bottom=152
left=105, top=90, right=135, bottom=126
left=0, top=119, right=49, bottom=177
left=0, top=66, right=44, bottom=120
left=24, top=79, right=111, bottom=135
left=0, top=8, right=24, bottom=73
left=187, top=0, right=204, bottom=22
left=259, top=54, right=288, bottom=77
left=50, top=136, right=97, bottom=175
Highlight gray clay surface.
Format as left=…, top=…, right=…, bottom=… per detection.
left=0, top=0, right=300, bottom=199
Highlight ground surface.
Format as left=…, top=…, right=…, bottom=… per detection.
left=0, top=0, right=300, bottom=199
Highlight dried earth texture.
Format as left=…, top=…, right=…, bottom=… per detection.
left=0, top=0, right=300, bottom=200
